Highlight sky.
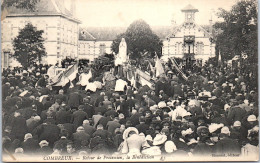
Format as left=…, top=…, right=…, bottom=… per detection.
left=72, top=0, right=238, bottom=27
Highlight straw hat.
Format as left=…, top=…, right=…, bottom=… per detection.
left=164, top=141, right=177, bottom=153
left=153, top=134, right=167, bottom=146
left=122, top=127, right=139, bottom=140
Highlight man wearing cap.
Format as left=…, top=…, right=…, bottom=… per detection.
left=82, top=120, right=96, bottom=137
left=193, top=126, right=212, bottom=156
left=92, top=124, right=110, bottom=140
left=21, top=133, right=39, bottom=154
left=26, top=115, right=41, bottom=133
left=230, top=121, right=247, bottom=145
left=72, top=126, right=91, bottom=149
left=53, top=89, right=67, bottom=103
left=36, top=140, right=52, bottom=155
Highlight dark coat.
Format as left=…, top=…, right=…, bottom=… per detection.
left=21, top=138, right=40, bottom=154
left=129, top=113, right=141, bottom=127
left=107, top=121, right=121, bottom=134
left=33, top=124, right=60, bottom=146
left=227, top=106, right=247, bottom=124
left=92, top=129, right=110, bottom=140
left=136, top=123, right=149, bottom=135
left=73, top=132, right=91, bottom=148
left=62, top=123, right=75, bottom=139
left=82, top=124, right=96, bottom=137
left=94, top=106, right=107, bottom=116
left=71, top=110, right=88, bottom=128
left=119, top=100, right=130, bottom=117
left=104, top=110, right=118, bottom=117
left=193, top=142, right=212, bottom=156
left=37, top=77, right=47, bottom=87
left=11, top=116, right=28, bottom=141
left=53, top=94, right=67, bottom=103
left=83, top=103, right=95, bottom=118
left=98, top=117, right=112, bottom=129
left=215, top=137, right=241, bottom=155
left=54, top=138, right=71, bottom=152
left=36, top=146, right=53, bottom=155
left=155, top=81, right=165, bottom=96
left=68, top=92, right=83, bottom=108
left=55, top=110, right=71, bottom=124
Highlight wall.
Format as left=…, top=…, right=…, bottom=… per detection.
left=162, top=24, right=215, bottom=61
left=1, top=15, right=79, bottom=68
left=78, top=40, right=113, bottom=61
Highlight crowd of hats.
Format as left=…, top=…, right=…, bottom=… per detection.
left=1, top=61, right=259, bottom=158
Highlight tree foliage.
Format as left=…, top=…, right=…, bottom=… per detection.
left=13, top=23, right=46, bottom=68
left=214, top=0, right=257, bottom=63
left=111, top=19, right=163, bottom=60
left=1, top=0, right=40, bottom=11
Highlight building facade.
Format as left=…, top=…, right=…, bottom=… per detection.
left=1, top=0, right=81, bottom=68
left=78, top=28, right=113, bottom=62
left=78, top=27, right=126, bottom=62
left=162, top=4, right=215, bottom=63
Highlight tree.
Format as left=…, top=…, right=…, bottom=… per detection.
left=13, top=23, right=46, bottom=68
left=1, top=0, right=40, bottom=20
left=111, top=19, right=163, bottom=60
left=214, top=0, right=257, bottom=63
left=1, top=0, right=40, bottom=11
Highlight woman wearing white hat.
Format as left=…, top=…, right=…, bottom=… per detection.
left=119, top=127, right=145, bottom=155
left=141, top=133, right=167, bottom=156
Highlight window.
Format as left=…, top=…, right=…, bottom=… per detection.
left=196, top=42, right=204, bottom=55
left=176, top=42, right=182, bottom=54
left=99, top=44, right=106, bottom=55
left=4, top=52, right=9, bottom=68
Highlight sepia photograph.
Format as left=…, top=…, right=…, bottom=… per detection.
left=1, top=0, right=259, bottom=162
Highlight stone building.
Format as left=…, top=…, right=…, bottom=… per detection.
left=78, top=27, right=125, bottom=62
left=162, top=4, right=215, bottom=64
left=1, top=0, right=81, bottom=68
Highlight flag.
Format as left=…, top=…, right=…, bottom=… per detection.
left=53, top=63, right=78, bottom=87
left=170, top=58, right=188, bottom=81
left=47, top=65, right=56, bottom=79
left=155, top=56, right=165, bottom=77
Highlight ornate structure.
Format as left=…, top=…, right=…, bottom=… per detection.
left=162, top=4, right=215, bottom=64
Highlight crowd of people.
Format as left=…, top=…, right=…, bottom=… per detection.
left=1, top=58, right=259, bottom=159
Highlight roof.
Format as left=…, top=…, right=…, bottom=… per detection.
left=181, top=4, right=199, bottom=12
left=5, top=0, right=81, bottom=23
left=79, top=26, right=172, bottom=41
left=167, top=23, right=214, bottom=39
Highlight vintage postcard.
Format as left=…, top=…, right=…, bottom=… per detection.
left=1, top=0, right=259, bottom=162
